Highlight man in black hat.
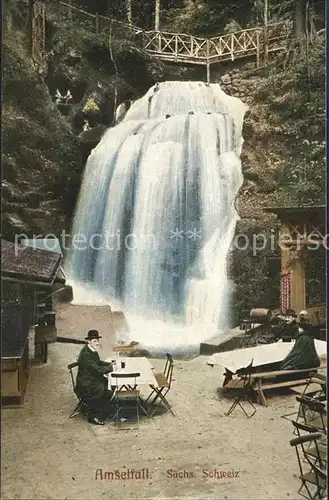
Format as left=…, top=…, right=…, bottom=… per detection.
left=76, top=330, right=114, bottom=425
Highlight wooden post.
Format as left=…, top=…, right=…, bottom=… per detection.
left=206, top=39, right=210, bottom=83
left=155, top=0, right=160, bottom=31
left=263, top=0, right=268, bottom=66
left=256, top=29, right=260, bottom=67
left=290, top=255, right=306, bottom=313
left=95, top=13, right=99, bottom=33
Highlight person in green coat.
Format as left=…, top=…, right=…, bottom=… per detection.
left=280, top=310, right=320, bottom=371
left=76, top=330, right=114, bottom=425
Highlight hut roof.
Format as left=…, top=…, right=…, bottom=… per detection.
left=1, top=240, right=61, bottom=284
left=22, top=237, right=63, bottom=256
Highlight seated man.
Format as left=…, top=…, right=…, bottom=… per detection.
left=280, top=310, right=320, bottom=371
left=277, top=309, right=299, bottom=342
left=76, top=330, right=113, bottom=425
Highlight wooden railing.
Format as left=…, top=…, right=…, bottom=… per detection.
left=142, top=23, right=291, bottom=65
left=52, top=2, right=292, bottom=77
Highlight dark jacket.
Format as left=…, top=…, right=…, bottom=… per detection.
left=76, top=345, right=113, bottom=403
left=280, top=326, right=320, bottom=371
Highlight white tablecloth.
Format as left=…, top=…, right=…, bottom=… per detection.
left=207, top=340, right=327, bottom=373
left=105, top=356, right=158, bottom=388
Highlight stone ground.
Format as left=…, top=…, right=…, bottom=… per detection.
left=1, top=305, right=310, bottom=500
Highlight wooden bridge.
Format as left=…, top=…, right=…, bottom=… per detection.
left=141, top=23, right=291, bottom=80
left=35, top=1, right=292, bottom=81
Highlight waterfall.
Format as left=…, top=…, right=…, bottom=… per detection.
left=66, top=81, right=247, bottom=355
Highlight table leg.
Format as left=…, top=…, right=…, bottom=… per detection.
left=256, top=379, right=267, bottom=407
left=223, top=369, right=234, bottom=387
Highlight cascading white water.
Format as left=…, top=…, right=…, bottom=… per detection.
left=66, top=81, right=247, bottom=355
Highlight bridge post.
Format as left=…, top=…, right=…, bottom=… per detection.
left=256, top=29, right=260, bottom=67
left=206, top=39, right=210, bottom=83
left=155, top=0, right=160, bottom=31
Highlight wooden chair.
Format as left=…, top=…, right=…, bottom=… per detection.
left=291, top=421, right=327, bottom=467
left=290, top=432, right=327, bottom=500
left=282, top=373, right=326, bottom=425
left=110, top=372, right=148, bottom=428
left=68, top=361, right=89, bottom=418
left=145, top=354, right=175, bottom=417
left=292, top=372, right=327, bottom=399
left=296, top=396, right=327, bottom=434
left=225, top=360, right=256, bottom=418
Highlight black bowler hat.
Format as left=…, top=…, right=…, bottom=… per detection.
left=85, top=330, right=102, bottom=341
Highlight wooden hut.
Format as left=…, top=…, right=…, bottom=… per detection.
left=265, top=205, right=326, bottom=323
left=1, top=239, right=65, bottom=406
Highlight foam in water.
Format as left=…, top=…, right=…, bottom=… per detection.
left=66, top=81, right=247, bottom=355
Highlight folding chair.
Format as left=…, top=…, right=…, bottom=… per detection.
left=282, top=375, right=326, bottom=427
left=68, top=361, right=89, bottom=418
left=290, top=433, right=327, bottom=500
left=224, top=360, right=256, bottom=418
left=111, top=372, right=148, bottom=428
left=299, top=372, right=327, bottom=400
left=296, top=396, right=327, bottom=434
left=291, top=421, right=327, bottom=467
left=145, top=354, right=175, bottom=417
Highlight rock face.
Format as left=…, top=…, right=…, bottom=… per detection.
left=3, top=21, right=80, bottom=239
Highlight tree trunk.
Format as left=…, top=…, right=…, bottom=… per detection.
left=263, top=0, right=268, bottom=66
left=294, top=0, right=306, bottom=39
left=155, top=0, right=160, bottom=31
left=127, top=0, right=132, bottom=24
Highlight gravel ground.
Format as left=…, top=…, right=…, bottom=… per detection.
left=1, top=305, right=308, bottom=500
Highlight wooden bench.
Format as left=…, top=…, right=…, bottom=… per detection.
left=242, top=367, right=324, bottom=407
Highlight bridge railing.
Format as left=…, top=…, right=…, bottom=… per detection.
left=52, top=3, right=291, bottom=64
left=56, top=2, right=142, bottom=40
left=142, top=31, right=209, bottom=60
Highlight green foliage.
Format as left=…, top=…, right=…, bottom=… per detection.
left=230, top=227, right=280, bottom=323
left=255, top=33, right=325, bottom=207
left=223, top=20, right=243, bottom=34
left=160, top=0, right=254, bottom=35
left=83, top=98, right=100, bottom=113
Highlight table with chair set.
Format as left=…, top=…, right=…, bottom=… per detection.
left=68, top=352, right=175, bottom=427
left=207, top=341, right=327, bottom=413
left=107, top=354, right=175, bottom=424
